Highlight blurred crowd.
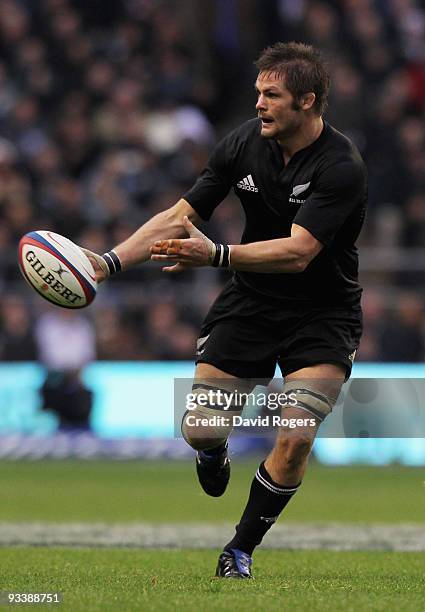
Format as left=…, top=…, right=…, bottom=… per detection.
left=0, top=0, right=424, bottom=364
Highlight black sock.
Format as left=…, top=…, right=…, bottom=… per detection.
left=224, top=461, right=300, bottom=556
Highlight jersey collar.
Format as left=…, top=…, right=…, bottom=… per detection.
left=268, top=120, right=329, bottom=170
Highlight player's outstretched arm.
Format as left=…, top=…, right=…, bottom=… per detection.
left=81, top=199, right=201, bottom=282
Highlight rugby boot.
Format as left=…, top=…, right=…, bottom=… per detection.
left=196, top=443, right=230, bottom=497
left=215, top=549, right=253, bottom=579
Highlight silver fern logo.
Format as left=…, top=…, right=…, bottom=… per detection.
left=291, top=182, right=311, bottom=197
left=289, top=181, right=311, bottom=204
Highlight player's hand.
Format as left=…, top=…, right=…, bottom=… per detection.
left=150, top=216, right=215, bottom=273
left=80, top=248, right=109, bottom=283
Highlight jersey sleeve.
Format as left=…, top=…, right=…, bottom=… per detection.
left=294, top=160, right=366, bottom=246
left=182, top=135, right=234, bottom=221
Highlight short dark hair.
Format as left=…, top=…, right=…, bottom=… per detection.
left=255, top=42, right=330, bottom=116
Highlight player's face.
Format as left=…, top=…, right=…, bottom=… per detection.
left=255, top=72, right=302, bottom=140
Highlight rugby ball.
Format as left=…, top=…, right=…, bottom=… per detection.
left=18, top=231, right=97, bottom=308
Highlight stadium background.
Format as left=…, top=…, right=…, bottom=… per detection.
left=0, top=2, right=424, bottom=609
left=0, top=0, right=423, bottom=454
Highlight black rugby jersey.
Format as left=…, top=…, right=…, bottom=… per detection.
left=183, top=119, right=367, bottom=306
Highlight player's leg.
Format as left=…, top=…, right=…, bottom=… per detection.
left=181, top=280, right=277, bottom=497
left=217, top=363, right=345, bottom=578
left=264, top=364, right=345, bottom=485
left=181, top=362, right=256, bottom=497
left=181, top=362, right=250, bottom=451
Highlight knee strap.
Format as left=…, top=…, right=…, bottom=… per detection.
left=181, top=383, right=245, bottom=450
left=282, top=381, right=337, bottom=422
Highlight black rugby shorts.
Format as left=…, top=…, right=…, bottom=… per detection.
left=195, top=279, right=362, bottom=380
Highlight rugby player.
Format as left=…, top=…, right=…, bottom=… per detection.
left=84, top=42, right=367, bottom=579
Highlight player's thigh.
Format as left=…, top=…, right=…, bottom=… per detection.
left=273, top=363, right=346, bottom=449
left=182, top=362, right=257, bottom=450
left=285, top=362, right=346, bottom=400
left=194, top=362, right=258, bottom=392
left=195, top=362, right=239, bottom=380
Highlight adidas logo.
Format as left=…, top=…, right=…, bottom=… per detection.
left=236, top=174, right=259, bottom=192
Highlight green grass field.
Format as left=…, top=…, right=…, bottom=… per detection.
left=1, top=549, right=424, bottom=611
left=0, top=460, right=424, bottom=611
left=0, top=460, right=424, bottom=523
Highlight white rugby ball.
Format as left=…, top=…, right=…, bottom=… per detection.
left=18, top=230, right=97, bottom=308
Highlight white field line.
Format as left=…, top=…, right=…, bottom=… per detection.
left=0, top=523, right=425, bottom=551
